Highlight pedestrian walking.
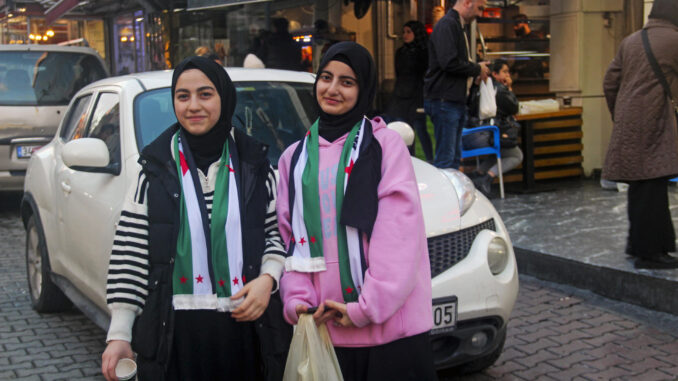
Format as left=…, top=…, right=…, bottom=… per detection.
left=602, top=0, right=678, bottom=269
left=101, top=56, right=291, bottom=380
left=424, top=0, right=489, bottom=169
left=277, top=41, right=437, bottom=381
left=257, top=17, right=303, bottom=71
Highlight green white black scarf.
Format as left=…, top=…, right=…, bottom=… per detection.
left=286, top=119, right=367, bottom=302
left=172, top=132, right=244, bottom=311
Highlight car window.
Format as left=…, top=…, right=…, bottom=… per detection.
left=87, top=93, right=120, bottom=167
left=133, top=81, right=316, bottom=165
left=0, top=51, right=107, bottom=106
left=60, top=94, right=93, bottom=141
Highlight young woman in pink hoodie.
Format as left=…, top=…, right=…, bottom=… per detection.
left=277, top=42, right=436, bottom=380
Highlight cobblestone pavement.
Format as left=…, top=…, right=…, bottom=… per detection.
left=1, top=194, right=678, bottom=380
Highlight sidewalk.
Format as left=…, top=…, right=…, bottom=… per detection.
left=490, top=178, right=678, bottom=315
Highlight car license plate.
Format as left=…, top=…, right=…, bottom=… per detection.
left=431, top=296, right=457, bottom=334
left=17, top=145, right=39, bottom=158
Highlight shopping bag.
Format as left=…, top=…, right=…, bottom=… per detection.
left=283, top=314, right=344, bottom=381
left=478, top=78, right=497, bottom=120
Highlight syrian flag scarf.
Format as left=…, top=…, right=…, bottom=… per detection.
left=171, top=131, right=244, bottom=311
left=286, top=118, right=373, bottom=302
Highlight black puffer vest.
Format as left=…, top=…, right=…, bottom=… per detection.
left=131, top=125, right=292, bottom=380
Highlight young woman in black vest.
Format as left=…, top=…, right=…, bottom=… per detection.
left=101, top=56, right=290, bottom=380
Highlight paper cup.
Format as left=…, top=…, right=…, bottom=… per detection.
left=115, top=358, right=137, bottom=380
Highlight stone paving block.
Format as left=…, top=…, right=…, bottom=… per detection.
left=493, top=347, right=527, bottom=364
left=548, top=340, right=593, bottom=356
left=581, top=322, right=623, bottom=336
left=514, top=362, right=560, bottom=380
left=584, top=343, right=628, bottom=360
left=550, top=319, right=592, bottom=334
left=621, top=368, right=676, bottom=381
left=658, top=365, right=678, bottom=377
left=618, top=357, right=675, bottom=375
left=546, top=351, right=596, bottom=369
left=652, top=341, right=678, bottom=355
left=26, top=343, right=67, bottom=355
left=582, top=366, right=633, bottom=380
left=614, top=344, right=665, bottom=362
left=518, top=337, right=560, bottom=355
left=16, top=365, right=59, bottom=377
left=546, top=364, right=597, bottom=380
left=482, top=360, right=528, bottom=379
left=582, top=354, right=633, bottom=371
left=0, top=370, right=16, bottom=379
left=11, top=350, right=50, bottom=364
left=34, top=357, right=72, bottom=369
left=549, top=329, right=593, bottom=345
left=619, top=333, right=666, bottom=348
left=514, top=349, right=561, bottom=368
left=42, top=369, right=86, bottom=381
left=582, top=332, right=624, bottom=347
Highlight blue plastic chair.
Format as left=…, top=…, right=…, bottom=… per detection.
left=461, top=125, right=504, bottom=199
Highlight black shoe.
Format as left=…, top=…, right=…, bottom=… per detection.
left=472, top=174, right=493, bottom=197
left=634, top=253, right=678, bottom=269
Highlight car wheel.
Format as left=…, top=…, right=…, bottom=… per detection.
left=25, top=215, right=72, bottom=312
left=455, top=329, right=507, bottom=374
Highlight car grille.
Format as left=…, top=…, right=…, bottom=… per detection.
left=428, top=219, right=496, bottom=277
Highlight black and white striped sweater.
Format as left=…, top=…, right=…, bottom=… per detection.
left=106, top=164, right=285, bottom=342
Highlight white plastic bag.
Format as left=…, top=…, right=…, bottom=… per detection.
left=243, top=53, right=265, bottom=68
left=478, top=78, right=497, bottom=120
left=283, top=314, right=344, bottom=381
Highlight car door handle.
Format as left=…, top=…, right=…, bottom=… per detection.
left=60, top=181, right=71, bottom=194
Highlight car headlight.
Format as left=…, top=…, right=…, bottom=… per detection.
left=488, top=237, right=509, bottom=275
left=441, top=169, right=476, bottom=216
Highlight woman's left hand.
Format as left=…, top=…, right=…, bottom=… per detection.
left=231, top=274, right=274, bottom=322
left=324, top=300, right=356, bottom=328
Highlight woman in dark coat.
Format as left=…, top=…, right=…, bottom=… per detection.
left=386, top=20, right=433, bottom=161
left=602, top=0, right=678, bottom=269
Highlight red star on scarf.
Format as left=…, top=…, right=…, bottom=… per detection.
left=345, top=159, right=354, bottom=175
left=310, top=236, right=316, bottom=243
left=233, top=277, right=239, bottom=285
left=345, top=287, right=354, bottom=294
left=179, top=151, right=189, bottom=175
left=227, top=164, right=235, bottom=173
left=196, top=275, right=204, bottom=283
left=299, top=237, right=306, bottom=245
left=291, top=236, right=296, bottom=243
left=305, top=130, right=311, bottom=136
left=218, top=279, right=225, bottom=287
left=180, top=276, right=187, bottom=284
left=242, top=275, right=247, bottom=283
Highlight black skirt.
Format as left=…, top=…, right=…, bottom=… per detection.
left=166, top=310, right=260, bottom=381
left=334, top=331, right=438, bottom=381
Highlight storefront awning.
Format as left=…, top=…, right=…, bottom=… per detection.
left=44, top=0, right=79, bottom=25
left=187, top=0, right=272, bottom=11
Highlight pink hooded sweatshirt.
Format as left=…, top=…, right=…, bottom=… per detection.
left=277, top=117, right=433, bottom=347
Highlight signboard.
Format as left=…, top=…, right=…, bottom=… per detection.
left=187, top=0, right=272, bottom=11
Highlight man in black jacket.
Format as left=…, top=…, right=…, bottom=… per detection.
left=424, top=0, right=489, bottom=169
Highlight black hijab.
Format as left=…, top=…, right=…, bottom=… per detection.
left=314, top=41, right=377, bottom=142
left=171, top=56, right=237, bottom=172
left=649, top=0, right=678, bottom=27
left=403, top=20, right=428, bottom=52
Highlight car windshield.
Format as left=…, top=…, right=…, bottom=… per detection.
left=0, top=51, right=107, bottom=106
left=134, top=81, right=317, bottom=165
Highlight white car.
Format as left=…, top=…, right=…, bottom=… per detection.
left=22, top=69, right=518, bottom=373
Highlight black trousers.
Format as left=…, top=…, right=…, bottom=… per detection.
left=166, top=310, right=260, bottom=381
left=334, top=332, right=438, bottom=381
left=626, top=177, right=676, bottom=258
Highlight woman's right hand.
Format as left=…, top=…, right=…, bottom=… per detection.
left=102, top=340, right=133, bottom=381
left=295, top=303, right=337, bottom=326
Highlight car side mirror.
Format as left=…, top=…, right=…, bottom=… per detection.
left=62, top=138, right=117, bottom=174
left=387, top=121, right=415, bottom=146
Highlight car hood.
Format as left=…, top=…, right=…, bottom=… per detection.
left=0, top=105, right=66, bottom=141
left=412, top=157, right=462, bottom=236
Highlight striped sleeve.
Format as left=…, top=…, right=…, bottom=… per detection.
left=106, top=171, right=149, bottom=343
left=260, top=165, right=285, bottom=292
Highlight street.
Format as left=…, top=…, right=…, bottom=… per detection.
left=1, top=194, right=677, bottom=381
